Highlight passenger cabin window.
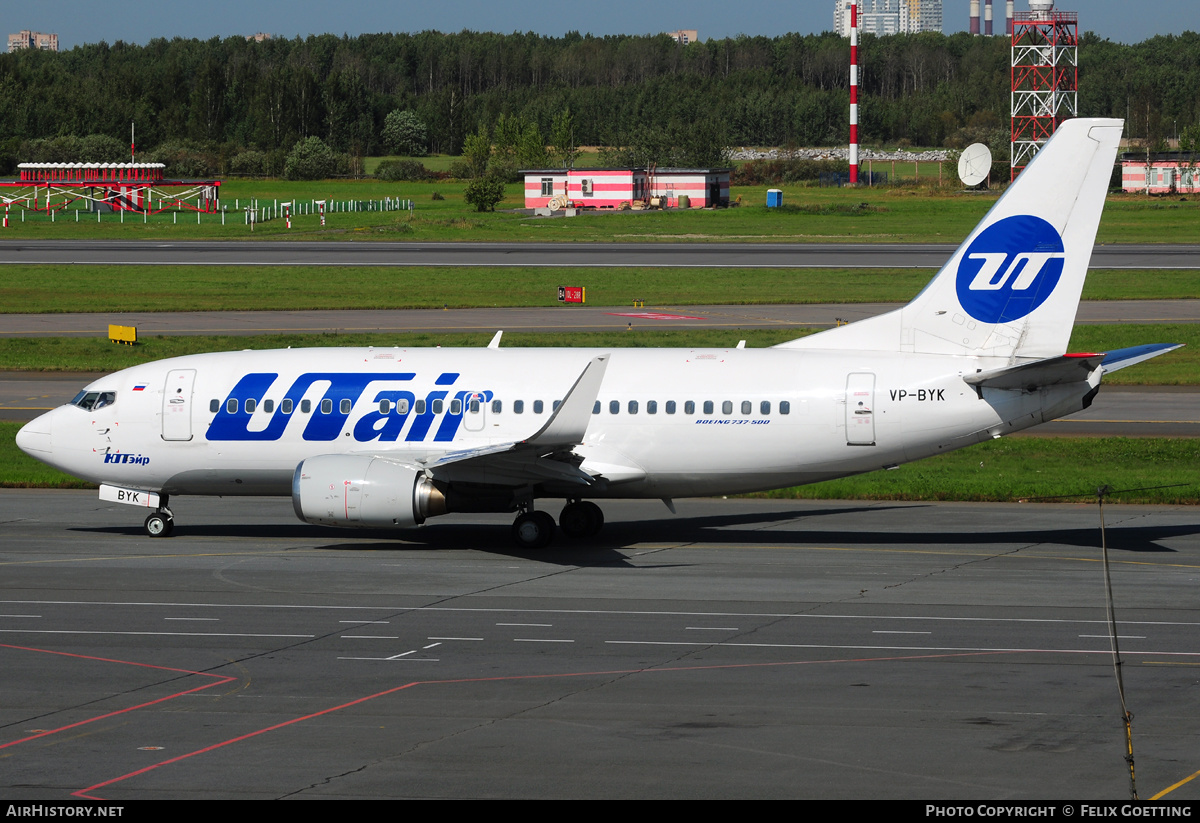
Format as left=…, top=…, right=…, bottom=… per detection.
left=245, top=398, right=257, bottom=413
left=340, top=399, right=351, bottom=414
left=226, top=398, right=238, bottom=414
left=210, top=399, right=219, bottom=413
left=264, top=399, right=275, bottom=413
left=282, top=399, right=294, bottom=414
left=684, top=401, right=695, bottom=415
left=491, top=399, right=502, bottom=414
left=722, top=401, right=733, bottom=415
left=593, top=401, right=601, bottom=415
left=666, top=401, right=676, bottom=414
left=628, top=400, right=638, bottom=415
left=514, top=400, right=524, bottom=414
left=321, top=398, right=333, bottom=414
left=780, top=401, right=791, bottom=415
left=300, top=399, right=311, bottom=414
left=553, top=400, right=561, bottom=411
left=468, top=398, right=480, bottom=413
left=703, top=401, right=714, bottom=415
left=450, top=399, right=462, bottom=415
left=609, top=400, right=620, bottom=415
left=397, top=399, right=409, bottom=414
left=760, top=401, right=771, bottom=415
left=415, top=399, right=426, bottom=414
left=533, top=400, right=544, bottom=414
left=379, top=399, right=391, bottom=414
left=741, top=401, right=752, bottom=415
left=432, top=399, right=444, bottom=414
left=647, top=401, right=657, bottom=414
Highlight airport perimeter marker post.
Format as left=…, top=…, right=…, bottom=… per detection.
left=317, top=200, right=325, bottom=226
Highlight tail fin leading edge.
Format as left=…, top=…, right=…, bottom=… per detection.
left=780, top=118, right=1124, bottom=360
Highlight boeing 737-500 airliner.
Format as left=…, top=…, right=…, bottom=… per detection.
left=15, top=119, right=1181, bottom=547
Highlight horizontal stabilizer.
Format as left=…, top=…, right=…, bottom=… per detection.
left=1101, top=343, right=1184, bottom=375
left=964, top=353, right=1104, bottom=391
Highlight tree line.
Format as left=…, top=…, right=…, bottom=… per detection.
left=0, top=29, right=1196, bottom=174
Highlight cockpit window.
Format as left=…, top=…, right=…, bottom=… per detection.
left=71, top=390, right=116, bottom=411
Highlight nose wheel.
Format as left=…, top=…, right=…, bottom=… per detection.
left=144, top=508, right=174, bottom=538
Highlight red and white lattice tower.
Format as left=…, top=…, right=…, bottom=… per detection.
left=849, top=0, right=859, bottom=185
left=1011, top=0, right=1077, bottom=180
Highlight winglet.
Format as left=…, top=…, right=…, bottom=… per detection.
left=523, top=355, right=609, bottom=448
left=487, top=331, right=503, bottom=349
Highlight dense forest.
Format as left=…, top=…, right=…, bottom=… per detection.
left=0, top=28, right=1196, bottom=173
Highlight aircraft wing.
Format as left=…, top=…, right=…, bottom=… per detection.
left=416, top=355, right=610, bottom=487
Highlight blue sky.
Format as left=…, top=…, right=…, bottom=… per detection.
left=4, top=1, right=1195, bottom=49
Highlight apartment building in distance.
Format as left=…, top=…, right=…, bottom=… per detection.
left=8, top=30, right=58, bottom=52
left=665, top=29, right=699, bottom=45
left=834, top=0, right=943, bottom=36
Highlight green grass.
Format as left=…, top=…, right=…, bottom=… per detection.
left=3, top=421, right=1194, bottom=504
left=0, top=325, right=1190, bottom=383
left=753, top=437, right=1200, bottom=505
left=2, top=264, right=1197, bottom=314
left=1, top=180, right=1195, bottom=243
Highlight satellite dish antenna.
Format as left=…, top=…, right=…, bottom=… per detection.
left=958, top=143, right=993, bottom=187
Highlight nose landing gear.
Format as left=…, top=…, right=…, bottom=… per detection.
left=144, top=499, right=175, bottom=537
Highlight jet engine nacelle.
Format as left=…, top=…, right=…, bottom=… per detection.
left=292, top=454, right=445, bottom=529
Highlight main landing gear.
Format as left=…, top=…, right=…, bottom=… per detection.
left=144, top=498, right=175, bottom=538
left=510, top=500, right=604, bottom=549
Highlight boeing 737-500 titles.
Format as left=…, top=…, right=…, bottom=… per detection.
left=15, top=119, right=1181, bottom=547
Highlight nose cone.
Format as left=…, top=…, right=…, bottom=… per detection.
left=16, top=413, right=53, bottom=457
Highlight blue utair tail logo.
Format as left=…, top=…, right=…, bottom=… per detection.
left=955, top=215, right=1065, bottom=324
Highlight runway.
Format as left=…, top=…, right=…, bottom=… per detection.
left=2, top=492, right=1198, bottom=799
left=1, top=239, right=1198, bottom=268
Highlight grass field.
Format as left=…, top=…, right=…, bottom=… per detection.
left=2, top=265, right=1197, bottom=314
left=1, top=421, right=1192, bottom=503
left=2, top=178, right=1196, bottom=244
left=0, top=325, right=1192, bottom=383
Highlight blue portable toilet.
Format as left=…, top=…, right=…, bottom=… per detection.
left=766, top=189, right=783, bottom=208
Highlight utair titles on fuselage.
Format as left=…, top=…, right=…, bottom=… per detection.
left=15, top=119, right=1180, bottom=548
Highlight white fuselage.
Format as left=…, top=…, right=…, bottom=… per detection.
left=19, top=344, right=1091, bottom=501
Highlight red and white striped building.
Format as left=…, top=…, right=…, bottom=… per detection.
left=1120, top=154, right=1200, bottom=194
left=522, top=168, right=730, bottom=209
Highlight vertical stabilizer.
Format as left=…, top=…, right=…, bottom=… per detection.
left=779, top=118, right=1123, bottom=360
